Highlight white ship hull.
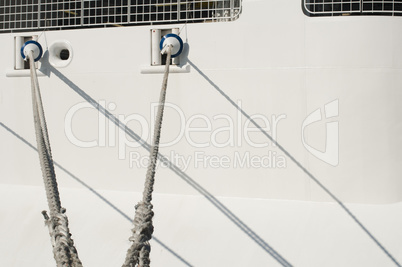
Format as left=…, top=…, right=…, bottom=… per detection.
left=1, top=0, right=401, bottom=266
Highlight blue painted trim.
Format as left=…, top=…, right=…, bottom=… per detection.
left=20, top=40, right=43, bottom=62
left=159, top=33, right=184, bottom=58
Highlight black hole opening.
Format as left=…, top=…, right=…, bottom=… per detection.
left=161, top=54, right=172, bottom=65
left=60, top=49, right=69, bottom=60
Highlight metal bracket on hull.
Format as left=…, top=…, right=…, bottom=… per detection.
left=5, top=69, right=47, bottom=77
left=140, top=64, right=190, bottom=74
left=6, top=35, right=44, bottom=77
left=144, top=28, right=188, bottom=74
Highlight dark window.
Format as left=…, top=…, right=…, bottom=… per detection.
left=304, top=0, right=402, bottom=16
left=0, top=0, right=242, bottom=33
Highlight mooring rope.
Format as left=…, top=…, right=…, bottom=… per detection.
left=123, top=45, right=173, bottom=267
left=28, top=50, right=82, bottom=267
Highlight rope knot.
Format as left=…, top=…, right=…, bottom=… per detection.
left=42, top=210, right=82, bottom=267
left=131, top=202, right=154, bottom=242
left=123, top=202, right=154, bottom=267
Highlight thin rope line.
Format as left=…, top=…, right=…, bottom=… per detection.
left=123, top=45, right=173, bottom=267
left=28, top=50, right=82, bottom=267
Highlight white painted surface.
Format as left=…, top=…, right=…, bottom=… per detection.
left=0, top=0, right=402, bottom=266
left=0, top=184, right=401, bottom=266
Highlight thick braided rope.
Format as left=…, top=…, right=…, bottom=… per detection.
left=123, top=45, right=172, bottom=267
left=28, top=51, right=82, bottom=267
